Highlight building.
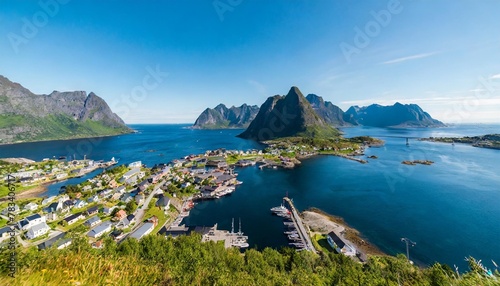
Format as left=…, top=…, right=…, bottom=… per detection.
left=18, top=214, right=46, bottom=231
left=43, top=201, right=63, bottom=213
left=114, top=209, right=127, bottom=220
left=135, top=194, right=145, bottom=205
left=42, top=196, right=57, bottom=205
left=84, top=216, right=102, bottom=228
left=1, top=204, right=20, bottom=215
left=24, top=202, right=39, bottom=211
left=26, top=222, right=50, bottom=240
left=74, top=199, right=87, bottom=209
left=37, top=233, right=72, bottom=250
left=120, top=168, right=141, bottom=182
left=129, top=222, right=154, bottom=240
left=87, top=221, right=112, bottom=238
left=85, top=205, right=100, bottom=216
left=63, top=212, right=84, bottom=225
left=0, top=226, right=13, bottom=239
left=87, top=195, right=99, bottom=203
left=156, top=195, right=170, bottom=211
left=128, top=161, right=142, bottom=168
left=326, top=231, right=357, bottom=257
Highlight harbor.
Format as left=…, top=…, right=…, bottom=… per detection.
left=271, top=197, right=316, bottom=252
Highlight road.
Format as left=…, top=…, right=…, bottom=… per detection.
left=130, top=180, right=164, bottom=232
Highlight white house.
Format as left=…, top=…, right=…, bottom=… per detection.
left=18, top=214, right=46, bottom=231
left=24, top=202, right=38, bottom=211
left=326, top=231, right=357, bottom=257
left=42, top=196, right=57, bottom=205
left=74, top=199, right=87, bottom=209
left=128, top=161, right=142, bottom=168
left=63, top=213, right=84, bottom=225
left=87, top=221, right=112, bottom=238
left=87, top=195, right=99, bottom=203
left=84, top=216, right=102, bottom=228
left=1, top=205, right=20, bottom=215
left=129, top=222, right=154, bottom=240
left=26, top=222, right=50, bottom=240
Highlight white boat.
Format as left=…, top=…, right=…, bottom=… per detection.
left=270, top=204, right=288, bottom=214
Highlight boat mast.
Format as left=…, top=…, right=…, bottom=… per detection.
left=238, top=218, right=242, bottom=235
left=231, top=218, right=234, bottom=234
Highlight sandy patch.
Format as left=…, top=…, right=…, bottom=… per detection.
left=302, top=208, right=385, bottom=256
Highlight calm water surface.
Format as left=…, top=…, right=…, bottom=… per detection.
left=1, top=124, right=499, bottom=269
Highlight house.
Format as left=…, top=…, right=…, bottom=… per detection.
left=37, top=232, right=72, bottom=250
left=82, top=185, right=92, bottom=192
left=63, top=212, right=84, bottom=225
left=97, top=188, right=113, bottom=198
left=158, top=225, right=191, bottom=238
left=87, top=221, right=112, bottom=238
left=18, top=214, right=46, bottom=231
left=116, top=217, right=131, bottom=229
left=128, top=161, right=142, bottom=168
left=147, top=215, right=159, bottom=227
left=85, top=205, right=99, bottom=216
left=74, top=199, right=87, bottom=209
left=63, top=200, right=75, bottom=208
left=84, top=216, right=102, bottom=227
left=126, top=214, right=136, bottom=224
left=55, top=173, right=68, bottom=180
left=102, top=206, right=117, bottom=215
left=114, top=210, right=127, bottom=220
left=24, top=202, right=39, bottom=211
left=91, top=240, right=104, bottom=249
left=1, top=204, right=20, bottom=215
left=110, top=229, right=125, bottom=241
left=0, top=226, right=13, bottom=239
left=120, top=193, right=133, bottom=203
left=43, top=201, right=63, bottom=213
left=156, top=195, right=170, bottom=211
left=129, top=222, right=154, bottom=240
left=120, top=168, right=141, bottom=182
left=26, top=222, right=50, bottom=240
left=87, top=195, right=99, bottom=203
left=42, top=196, right=57, bottom=205
left=115, top=185, right=126, bottom=194
left=326, top=231, right=357, bottom=257
left=214, top=174, right=236, bottom=185
left=135, top=194, right=145, bottom=205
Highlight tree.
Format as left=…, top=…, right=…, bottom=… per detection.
left=125, top=200, right=137, bottom=214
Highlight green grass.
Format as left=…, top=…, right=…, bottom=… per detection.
left=0, top=114, right=28, bottom=129
left=144, top=205, right=168, bottom=234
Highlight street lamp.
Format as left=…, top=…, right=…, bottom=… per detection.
left=401, top=237, right=416, bottom=263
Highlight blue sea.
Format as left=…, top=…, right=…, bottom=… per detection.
left=1, top=124, right=499, bottom=270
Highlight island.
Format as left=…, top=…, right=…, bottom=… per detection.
left=421, top=134, right=500, bottom=150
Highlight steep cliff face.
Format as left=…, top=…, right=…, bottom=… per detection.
left=344, top=103, right=445, bottom=128
left=305, top=94, right=355, bottom=127
left=192, top=103, right=259, bottom=129
left=0, top=75, right=132, bottom=144
left=238, top=87, right=340, bottom=141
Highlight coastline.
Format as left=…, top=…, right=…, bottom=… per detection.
left=302, top=207, right=386, bottom=256
left=0, top=129, right=134, bottom=147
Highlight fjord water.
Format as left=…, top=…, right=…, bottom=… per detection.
left=1, top=124, right=499, bottom=269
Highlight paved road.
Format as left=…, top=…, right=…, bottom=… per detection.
left=131, top=180, right=164, bottom=232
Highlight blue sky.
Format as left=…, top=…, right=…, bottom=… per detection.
left=1, top=0, right=499, bottom=123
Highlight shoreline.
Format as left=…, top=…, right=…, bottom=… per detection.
left=0, top=130, right=134, bottom=147
left=302, top=207, right=386, bottom=256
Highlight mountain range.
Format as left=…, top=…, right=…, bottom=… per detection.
left=237, top=87, right=340, bottom=140
left=192, top=104, right=259, bottom=129
left=0, top=75, right=132, bottom=144
left=193, top=90, right=445, bottom=132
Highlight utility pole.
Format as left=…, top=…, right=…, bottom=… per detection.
left=401, top=237, right=416, bottom=263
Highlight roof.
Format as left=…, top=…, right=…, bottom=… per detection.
left=85, top=216, right=101, bottom=224
left=88, top=221, right=112, bottom=236
left=129, top=223, right=154, bottom=239
left=26, top=213, right=42, bottom=221
left=156, top=195, right=170, bottom=207
left=37, top=233, right=71, bottom=250
left=126, top=214, right=135, bottom=221
left=158, top=225, right=191, bottom=238
left=64, top=212, right=83, bottom=222
left=86, top=206, right=99, bottom=214
left=0, top=226, right=12, bottom=236
left=327, top=231, right=346, bottom=249
left=30, top=222, right=50, bottom=233
left=123, top=168, right=141, bottom=178
left=45, top=202, right=60, bottom=212
left=115, top=209, right=127, bottom=217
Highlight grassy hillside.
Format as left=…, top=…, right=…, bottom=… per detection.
left=0, top=113, right=131, bottom=144
left=0, top=234, right=497, bottom=285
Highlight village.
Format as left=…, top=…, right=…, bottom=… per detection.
left=0, top=140, right=379, bottom=259
left=0, top=145, right=312, bottom=251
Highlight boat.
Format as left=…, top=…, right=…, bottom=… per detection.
left=283, top=222, right=294, bottom=226
left=284, top=230, right=297, bottom=235
left=270, top=204, right=288, bottom=214
left=230, top=218, right=249, bottom=249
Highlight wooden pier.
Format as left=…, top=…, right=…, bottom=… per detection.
left=283, top=197, right=317, bottom=252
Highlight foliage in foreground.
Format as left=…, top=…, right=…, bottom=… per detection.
left=0, top=234, right=499, bottom=285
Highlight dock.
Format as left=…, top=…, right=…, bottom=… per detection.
left=283, top=197, right=317, bottom=252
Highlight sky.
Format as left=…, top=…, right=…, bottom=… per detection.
left=1, top=0, right=499, bottom=124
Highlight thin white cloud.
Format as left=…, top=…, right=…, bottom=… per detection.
left=382, top=52, right=439, bottom=65
left=490, top=74, right=500, bottom=79
left=247, top=80, right=267, bottom=95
